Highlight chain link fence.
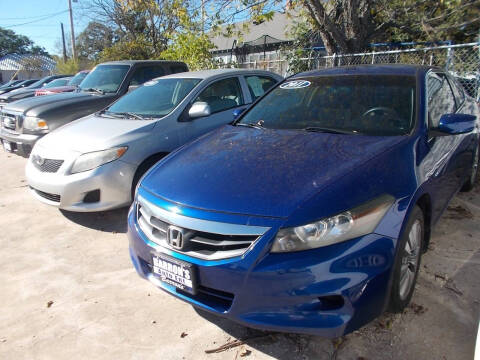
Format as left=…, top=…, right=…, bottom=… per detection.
left=222, top=43, right=480, bottom=100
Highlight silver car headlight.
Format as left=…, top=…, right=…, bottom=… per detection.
left=23, top=116, right=48, bottom=131
left=70, top=147, right=128, bottom=174
left=271, top=195, right=395, bottom=253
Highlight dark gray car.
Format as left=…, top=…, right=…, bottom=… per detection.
left=0, top=60, right=188, bottom=156
left=0, top=75, right=71, bottom=108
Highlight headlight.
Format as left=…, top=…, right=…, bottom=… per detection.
left=70, top=147, right=128, bottom=174
left=271, top=195, right=395, bottom=253
left=24, top=116, right=48, bottom=131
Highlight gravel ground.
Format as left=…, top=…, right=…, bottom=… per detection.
left=0, top=149, right=478, bottom=360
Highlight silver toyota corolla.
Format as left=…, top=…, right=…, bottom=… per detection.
left=26, top=69, right=282, bottom=212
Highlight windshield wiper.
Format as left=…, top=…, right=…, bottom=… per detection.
left=236, top=120, right=265, bottom=129
left=302, top=127, right=359, bottom=135
left=83, top=87, right=105, bottom=95
left=101, top=111, right=149, bottom=120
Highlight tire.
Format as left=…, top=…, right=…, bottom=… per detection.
left=389, top=205, right=424, bottom=313
left=461, top=144, right=479, bottom=192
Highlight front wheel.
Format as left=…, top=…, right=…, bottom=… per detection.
left=389, top=206, right=424, bottom=312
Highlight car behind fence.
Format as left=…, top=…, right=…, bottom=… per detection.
left=221, top=42, right=480, bottom=100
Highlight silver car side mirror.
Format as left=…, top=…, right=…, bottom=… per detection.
left=189, top=102, right=211, bottom=119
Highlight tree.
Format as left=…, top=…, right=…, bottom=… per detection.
left=0, top=27, right=48, bottom=57
left=160, top=6, right=218, bottom=69
left=77, top=22, right=117, bottom=61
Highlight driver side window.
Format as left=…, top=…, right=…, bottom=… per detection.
left=427, top=73, right=457, bottom=128
left=193, top=77, right=244, bottom=114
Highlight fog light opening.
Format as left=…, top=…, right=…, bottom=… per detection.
left=318, top=295, right=344, bottom=311
left=83, top=189, right=100, bottom=203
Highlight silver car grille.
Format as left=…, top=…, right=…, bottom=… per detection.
left=136, top=197, right=270, bottom=260
left=31, top=156, right=64, bottom=173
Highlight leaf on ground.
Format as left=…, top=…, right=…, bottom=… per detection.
left=180, top=332, right=188, bottom=338
left=46, top=301, right=54, bottom=308
left=240, top=349, right=252, bottom=357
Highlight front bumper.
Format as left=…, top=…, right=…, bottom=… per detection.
left=25, top=152, right=136, bottom=212
left=0, top=128, right=41, bottom=157
left=128, top=193, right=397, bottom=337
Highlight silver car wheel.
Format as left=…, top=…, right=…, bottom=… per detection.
left=399, top=220, right=421, bottom=300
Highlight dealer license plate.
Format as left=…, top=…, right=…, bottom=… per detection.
left=152, top=253, right=197, bottom=294
left=3, top=140, right=11, bottom=152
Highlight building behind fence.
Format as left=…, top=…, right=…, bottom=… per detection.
left=221, top=42, right=480, bottom=100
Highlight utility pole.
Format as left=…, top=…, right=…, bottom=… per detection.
left=61, top=23, right=67, bottom=62
left=68, top=0, right=76, bottom=60
left=201, top=0, right=205, bottom=34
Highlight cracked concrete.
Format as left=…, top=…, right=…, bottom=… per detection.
left=0, top=150, right=478, bottom=360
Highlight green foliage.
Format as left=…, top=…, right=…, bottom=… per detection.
left=54, top=57, right=93, bottom=75
left=77, top=22, right=117, bottom=61
left=160, top=5, right=218, bottom=70
left=0, top=27, right=48, bottom=57
left=98, top=36, right=155, bottom=62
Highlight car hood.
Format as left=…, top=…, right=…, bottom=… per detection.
left=0, top=88, right=36, bottom=101
left=141, top=126, right=406, bottom=218
left=3, top=91, right=106, bottom=115
left=36, top=86, right=76, bottom=93
left=36, top=114, right=156, bottom=153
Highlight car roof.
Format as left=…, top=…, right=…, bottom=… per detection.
left=160, top=68, right=281, bottom=80
left=99, top=60, right=187, bottom=66
left=292, top=64, right=440, bottom=78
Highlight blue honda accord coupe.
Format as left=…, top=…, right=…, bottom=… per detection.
left=128, top=65, right=479, bottom=337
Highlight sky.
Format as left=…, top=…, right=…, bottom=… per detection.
left=0, top=0, right=89, bottom=55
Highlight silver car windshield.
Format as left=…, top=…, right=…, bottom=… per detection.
left=79, top=64, right=130, bottom=93
left=105, top=78, right=201, bottom=119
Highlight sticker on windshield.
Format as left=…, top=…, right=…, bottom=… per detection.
left=280, top=80, right=311, bottom=89
left=144, top=80, right=158, bottom=86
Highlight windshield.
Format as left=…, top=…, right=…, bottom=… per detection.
left=68, top=71, right=88, bottom=86
left=238, top=75, right=416, bottom=136
left=106, top=78, right=201, bottom=118
left=79, top=64, right=130, bottom=93
left=27, top=76, right=52, bottom=89
left=44, top=78, right=69, bottom=88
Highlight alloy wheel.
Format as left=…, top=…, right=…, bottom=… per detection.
left=399, top=220, right=421, bottom=300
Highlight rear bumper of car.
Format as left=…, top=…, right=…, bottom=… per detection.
left=0, top=128, right=40, bottom=157
left=128, top=194, right=397, bottom=338
left=26, top=156, right=136, bottom=212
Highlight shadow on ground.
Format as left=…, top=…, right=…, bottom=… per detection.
left=193, top=308, right=337, bottom=359
left=60, top=207, right=129, bottom=233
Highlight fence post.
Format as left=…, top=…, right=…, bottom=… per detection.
left=446, top=46, right=453, bottom=71
left=332, top=53, right=336, bottom=67
left=371, top=50, right=375, bottom=64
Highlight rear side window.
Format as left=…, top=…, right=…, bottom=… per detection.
left=170, top=65, right=188, bottom=74
left=427, top=73, right=457, bottom=128
left=193, top=77, right=244, bottom=113
left=130, top=66, right=166, bottom=86
left=245, top=75, right=277, bottom=101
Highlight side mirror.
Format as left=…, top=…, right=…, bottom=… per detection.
left=435, top=113, right=476, bottom=135
left=232, top=107, right=246, bottom=120
left=188, top=102, right=211, bottom=119
left=128, top=85, right=139, bottom=92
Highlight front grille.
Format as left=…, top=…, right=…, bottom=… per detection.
left=136, top=201, right=265, bottom=260
left=31, top=187, right=61, bottom=203
left=31, top=157, right=64, bottom=173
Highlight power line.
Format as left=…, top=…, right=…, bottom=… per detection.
left=1, top=10, right=69, bottom=28
left=0, top=9, right=69, bottom=21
